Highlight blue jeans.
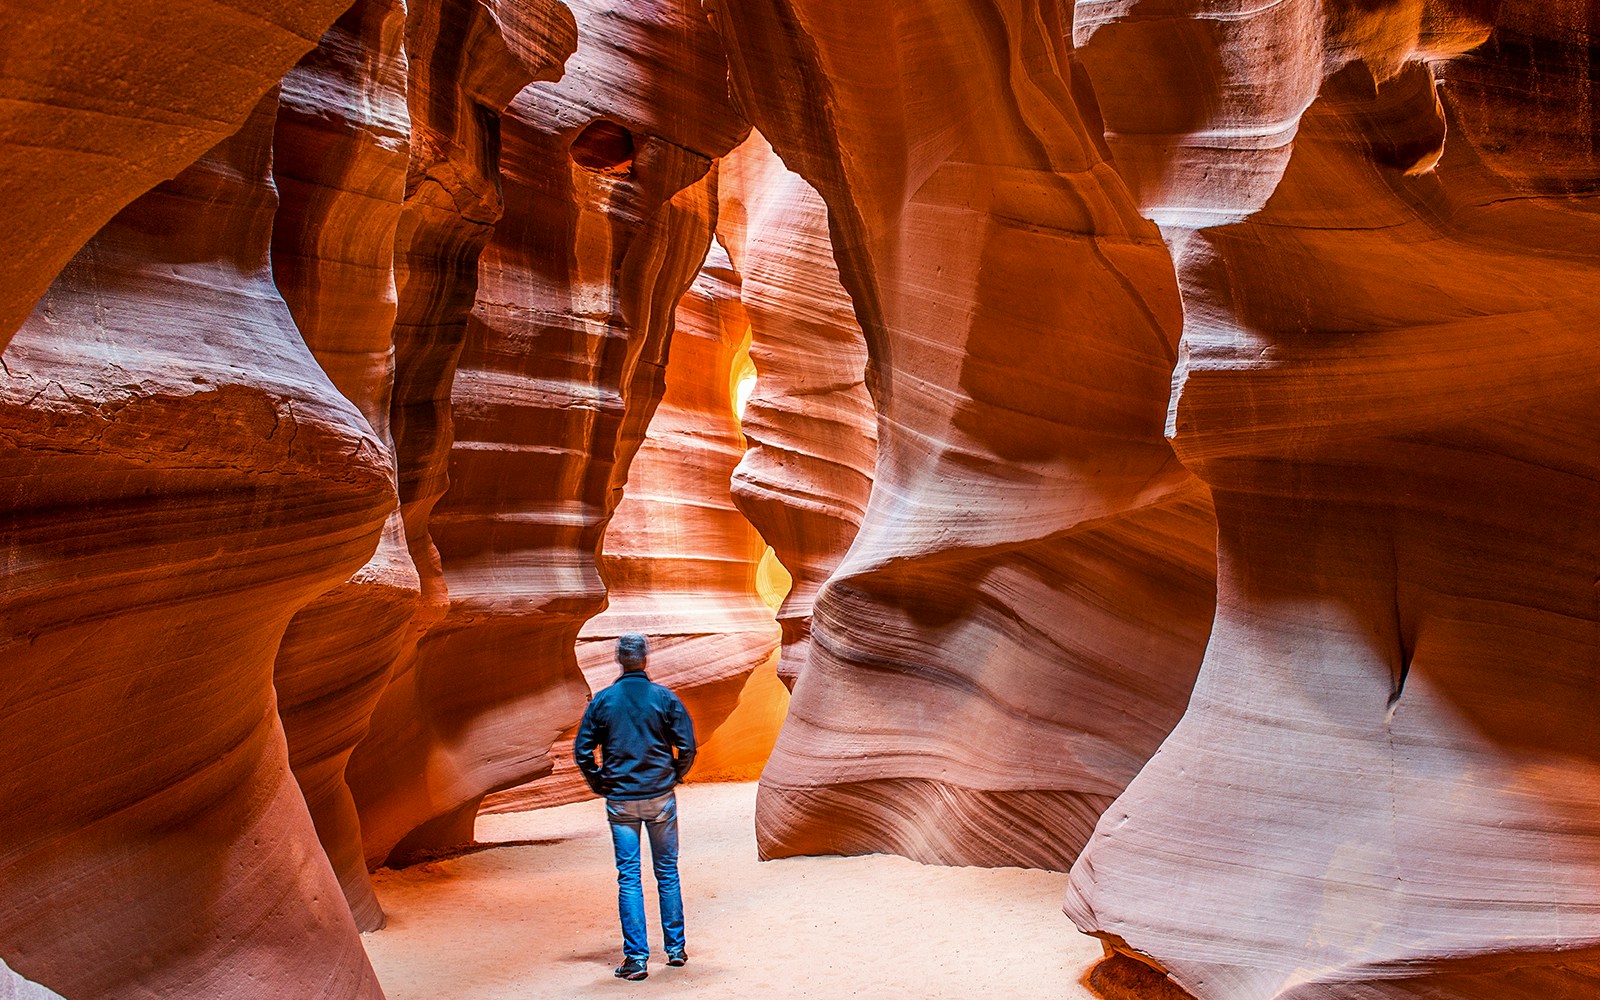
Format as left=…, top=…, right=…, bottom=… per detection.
left=607, top=791, right=685, bottom=960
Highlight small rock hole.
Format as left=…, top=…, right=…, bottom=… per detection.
left=569, top=119, right=635, bottom=175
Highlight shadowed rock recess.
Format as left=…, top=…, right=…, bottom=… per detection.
left=1, top=0, right=1596, bottom=997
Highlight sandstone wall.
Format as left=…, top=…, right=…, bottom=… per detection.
left=0, top=0, right=356, bottom=344
left=718, top=132, right=878, bottom=690
left=341, top=0, right=579, bottom=873
left=1066, top=3, right=1600, bottom=996
left=2, top=1, right=1596, bottom=996
left=352, top=0, right=748, bottom=860
left=0, top=94, right=390, bottom=1000
left=269, top=0, right=419, bottom=933
left=708, top=0, right=1219, bottom=869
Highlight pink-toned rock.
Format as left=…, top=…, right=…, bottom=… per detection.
left=484, top=243, right=782, bottom=812
left=0, top=0, right=356, bottom=345
left=1066, top=5, right=1600, bottom=997
left=343, top=0, right=579, bottom=868
left=718, top=132, right=877, bottom=689
left=357, top=0, right=747, bottom=858
left=709, top=0, right=1218, bottom=869
left=269, top=0, right=419, bottom=932
left=0, top=95, right=389, bottom=999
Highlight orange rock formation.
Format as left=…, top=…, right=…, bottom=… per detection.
left=1066, top=4, right=1600, bottom=996
left=349, top=0, right=748, bottom=861
left=3, top=1, right=1598, bottom=996
left=0, top=0, right=355, bottom=344
left=341, top=0, right=578, bottom=872
left=0, top=96, right=391, bottom=998
left=485, top=243, right=783, bottom=812
left=718, top=133, right=878, bottom=689
left=709, top=0, right=1219, bottom=868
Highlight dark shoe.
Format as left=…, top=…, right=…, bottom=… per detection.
left=614, top=958, right=648, bottom=981
left=666, top=950, right=687, bottom=967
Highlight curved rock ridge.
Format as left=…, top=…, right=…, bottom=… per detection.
left=270, top=0, right=420, bottom=933
left=0, top=0, right=356, bottom=345
left=1066, top=6, right=1600, bottom=997
left=718, top=131, right=877, bottom=689
left=485, top=243, right=783, bottom=812
left=708, top=0, right=1219, bottom=868
left=356, top=0, right=748, bottom=860
left=0, top=95, right=390, bottom=999
left=342, top=0, right=579, bottom=869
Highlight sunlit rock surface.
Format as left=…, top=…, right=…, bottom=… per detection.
left=484, top=244, right=782, bottom=812
left=0, top=0, right=355, bottom=345
left=719, top=132, right=877, bottom=689
left=359, top=0, right=747, bottom=858
left=0, top=96, right=390, bottom=1000
left=709, top=0, right=1218, bottom=869
left=1066, top=3, right=1600, bottom=997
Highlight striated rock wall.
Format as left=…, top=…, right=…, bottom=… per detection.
left=573, top=245, right=780, bottom=783
left=343, top=0, right=578, bottom=869
left=0, top=0, right=356, bottom=345
left=0, top=95, right=390, bottom=999
left=718, top=132, right=877, bottom=689
left=484, top=242, right=783, bottom=813
left=1066, top=4, right=1600, bottom=997
left=358, top=0, right=748, bottom=858
left=269, top=0, right=419, bottom=933
left=708, top=0, right=1218, bottom=868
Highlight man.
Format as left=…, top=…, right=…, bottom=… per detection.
left=573, top=632, right=697, bottom=982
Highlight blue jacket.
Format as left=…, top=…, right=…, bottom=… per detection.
left=573, top=671, right=697, bottom=800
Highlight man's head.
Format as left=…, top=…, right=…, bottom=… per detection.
left=616, top=632, right=649, bottom=672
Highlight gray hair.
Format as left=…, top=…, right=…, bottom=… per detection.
left=616, top=632, right=648, bottom=669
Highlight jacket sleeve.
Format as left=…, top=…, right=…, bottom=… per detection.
left=572, top=698, right=607, bottom=797
left=668, top=694, right=697, bottom=783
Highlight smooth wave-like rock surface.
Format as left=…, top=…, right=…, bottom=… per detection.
left=357, top=0, right=747, bottom=860
left=343, top=0, right=578, bottom=869
left=709, top=0, right=1219, bottom=869
left=1066, top=4, right=1600, bottom=997
left=485, top=244, right=783, bottom=812
left=0, top=95, right=390, bottom=1000
left=0, top=0, right=355, bottom=344
left=719, top=132, right=877, bottom=689
left=270, top=0, right=420, bottom=932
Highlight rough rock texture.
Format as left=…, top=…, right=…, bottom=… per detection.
left=0, top=0, right=356, bottom=345
left=484, top=244, right=782, bottom=812
left=269, top=0, right=419, bottom=933
left=718, top=132, right=877, bottom=689
left=0, top=96, right=389, bottom=999
left=342, top=0, right=578, bottom=869
left=708, top=0, right=1219, bottom=868
left=1065, top=4, right=1600, bottom=997
left=357, top=0, right=748, bottom=859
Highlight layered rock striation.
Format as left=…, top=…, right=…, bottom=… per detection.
left=353, top=0, right=748, bottom=858
left=1067, top=3, right=1600, bottom=997
left=342, top=0, right=578, bottom=869
left=486, top=243, right=784, bottom=812
left=719, top=132, right=877, bottom=689
left=0, top=0, right=357, bottom=345
left=709, top=0, right=1219, bottom=868
left=0, top=95, right=390, bottom=999
left=269, top=0, right=419, bottom=933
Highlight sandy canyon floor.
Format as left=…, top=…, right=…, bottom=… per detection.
left=364, top=782, right=1105, bottom=999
